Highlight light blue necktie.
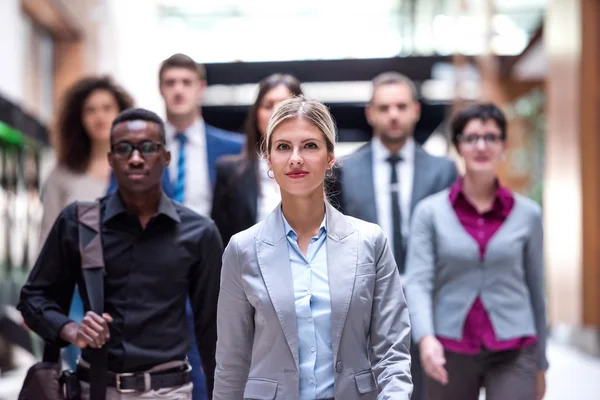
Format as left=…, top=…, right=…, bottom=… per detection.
left=173, top=132, right=187, bottom=203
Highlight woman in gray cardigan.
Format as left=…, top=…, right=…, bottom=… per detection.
left=405, top=103, right=548, bottom=400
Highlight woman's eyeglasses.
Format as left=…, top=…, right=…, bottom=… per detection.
left=110, top=141, right=163, bottom=158
left=458, top=133, right=503, bottom=146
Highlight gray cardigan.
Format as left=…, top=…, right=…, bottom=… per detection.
left=404, top=189, right=549, bottom=370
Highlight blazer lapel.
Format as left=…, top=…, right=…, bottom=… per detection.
left=343, top=144, right=378, bottom=223
left=204, top=124, right=220, bottom=187
left=325, top=203, right=357, bottom=362
left=255, top=206, right=300, bottom=368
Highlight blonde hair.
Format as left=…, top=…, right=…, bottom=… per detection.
left=264, top=96, right=336, bottom=156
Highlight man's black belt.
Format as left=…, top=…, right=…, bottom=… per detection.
left=76, top=363, right=192, bottom=393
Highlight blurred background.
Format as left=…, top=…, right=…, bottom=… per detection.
left=0, top=0, right=599, bottom=398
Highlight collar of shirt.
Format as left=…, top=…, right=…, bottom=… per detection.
left=165, top=119, right=206, bottom=145
left=371, top=135, right=415, bottom=164
left=449, top=177, right=514, bottom=217
left=103, top=190, right=181, bottom=224
left=281, top=210, right=327, bottom=241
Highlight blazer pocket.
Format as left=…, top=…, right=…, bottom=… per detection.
left=354, top=369, right=377, bottom=394
left=356, top=263, right=375, bottom=277
left=243, top=378, right=278, bottom=400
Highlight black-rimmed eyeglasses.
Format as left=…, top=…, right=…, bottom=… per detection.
left=457, top=133, right=503, bottom=146
left=110, top=141, right=163, bottom=158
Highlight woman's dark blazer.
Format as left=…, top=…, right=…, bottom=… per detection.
left=211, top=155, right=259, bottom=247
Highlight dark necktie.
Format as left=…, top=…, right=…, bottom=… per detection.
left=387, top=154, right=405, bottom=273
left=173, top=132, right=187, bottom=203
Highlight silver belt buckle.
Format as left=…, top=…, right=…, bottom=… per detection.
left=115, top=372, right=137, bottom=394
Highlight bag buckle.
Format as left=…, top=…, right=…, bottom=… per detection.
left=115, top=372, right=137, bottom=393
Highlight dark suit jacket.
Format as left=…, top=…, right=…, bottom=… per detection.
left=337, top=142, right=458, bottom=271
left=107, top=122, right=244, bottom=197
left=211, top=155, right=344, bottom=246
left=211, top=155, right=258, bottom=246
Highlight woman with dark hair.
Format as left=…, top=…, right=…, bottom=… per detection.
left=39, top=76, right=132, bottom=368
left=405, top=103, right=547, bottom=400
left=40, top=76, right=133, bottom=241
left=211, top=73, right=303, bottom=245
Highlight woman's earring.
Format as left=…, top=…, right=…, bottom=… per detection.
left=267, top=169, right=274, bottom=179
left=325, top=168, right=333, bottom=178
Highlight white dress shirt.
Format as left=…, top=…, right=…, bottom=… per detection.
left=166, top=119, right=211, bottom=216
left=256, top=159, right=281, bottom=222
left=371, top=136, right=415, bottom=247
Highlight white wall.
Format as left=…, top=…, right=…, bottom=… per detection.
left=104, top=0, right=165, bottom=117
left=0, top=0, right=25, bottom=104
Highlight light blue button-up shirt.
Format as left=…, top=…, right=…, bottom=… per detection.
left=282, top=214, right=334, bottom=400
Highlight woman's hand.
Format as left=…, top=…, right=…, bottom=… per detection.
left=419, top=335, right=448, bottom=385
left=536, top=371, right=546, bottom=400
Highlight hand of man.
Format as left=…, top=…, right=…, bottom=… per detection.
left=419, top=335, right=449, bottom=385
left=536, top=371, right=546, bottom=400
left=61, top=312, right=113, bottom=349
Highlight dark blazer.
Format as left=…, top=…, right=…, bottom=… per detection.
left=211, top=155, right=258, bottom=246
left=338, top=142, right=458, bottom=224
left=107, top=122, right=244, bottom=196
left=337, top=142, right=458, bottom=271
left=211, top=155, right=344, bottom=246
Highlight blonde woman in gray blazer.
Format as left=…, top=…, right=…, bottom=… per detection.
left=405, top=103, right=548, bottom=400
left=214, top=97, right=413, bottom=400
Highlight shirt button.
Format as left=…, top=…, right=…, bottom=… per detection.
left=478, top=231, right=485, bottom=238
left=308, top=317, right=313, bottom=323
left=310, top=347, right=315, bottom=353
left=307, top=290, right=311, bottom=296
left=310, top=378, right=315, bottom=383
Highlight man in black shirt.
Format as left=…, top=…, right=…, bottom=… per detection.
left=18, top=108, right=223, bottom=398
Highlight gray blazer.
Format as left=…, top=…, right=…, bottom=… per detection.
left=338, top=143, right=457, bottom=272
left=214, top=203, right=413, bottom=400
left=339, top=143, right=458, bottom=225
left=404, top=190, right=549, bottom=370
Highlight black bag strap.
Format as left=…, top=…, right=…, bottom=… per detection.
left=76, top=200, right=107, bottom=400
left=41, top=343, right=61, bottom=363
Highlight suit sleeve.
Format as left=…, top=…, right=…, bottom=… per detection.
left=404, top=201, right=436, bottom=344
left=189, top=221, right=224, bottom=397
left=444, top=159, right=459, bottom=188
left=370, top=229, right=413, bottom=400
left=213, top=237, right=255, bottom=400
left=524, top=206, right=549, bottom=370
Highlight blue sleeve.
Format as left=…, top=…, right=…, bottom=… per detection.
left=106, top=173, right=118, bottom=195
left=161, top=169, right=174, bottom=198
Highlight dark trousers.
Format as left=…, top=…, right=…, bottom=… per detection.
left=411, top=342, right=426, bottom=400
left=186, top=300, right=208, bottom=400
left=426, top=345, right=537, bottom=400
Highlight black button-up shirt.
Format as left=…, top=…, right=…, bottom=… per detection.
left=18, top=192, right=222, bottom=391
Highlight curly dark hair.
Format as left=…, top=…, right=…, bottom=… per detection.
left=450, top=102, right=507, bottom=149
left=55, top=76, right=134, bottom=172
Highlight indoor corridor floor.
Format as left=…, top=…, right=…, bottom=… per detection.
left=542, top=340, right=600, bottom=399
